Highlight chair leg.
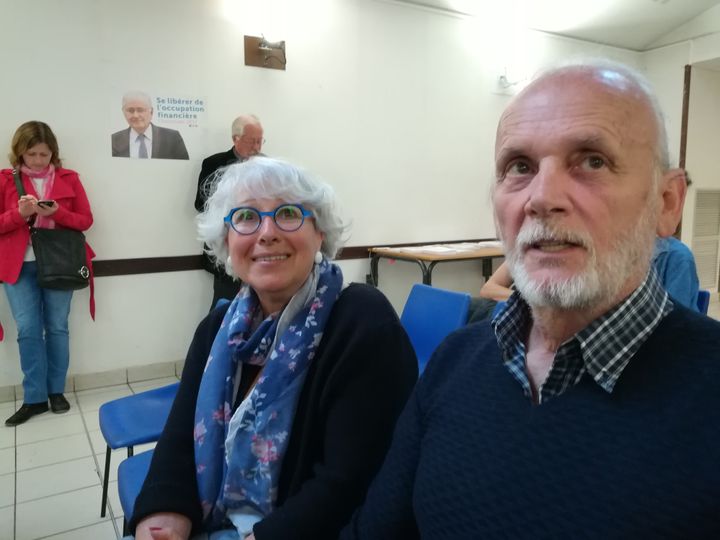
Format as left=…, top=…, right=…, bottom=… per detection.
left=128, top=445, right=134, bottom=458
left=101, top=445, right=111, bottom=517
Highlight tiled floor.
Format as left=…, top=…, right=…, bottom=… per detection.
left=1, top=376, right=178, bottom=540
left=0, top=294, right=718, bottom=540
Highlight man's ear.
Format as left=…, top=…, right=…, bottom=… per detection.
left=656, top=168, right=687, bottom=237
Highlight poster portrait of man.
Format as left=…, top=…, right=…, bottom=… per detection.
left=111, top=91, right=189, bottom=160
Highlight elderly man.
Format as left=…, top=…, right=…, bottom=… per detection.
left=195, top=114, right=264, bottom=306
left=341, top=61, right=720, bottom=539
left=111, top=91, right=188, bottom=160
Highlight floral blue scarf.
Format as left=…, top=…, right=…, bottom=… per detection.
left=194, top=260, right=343, bottom=529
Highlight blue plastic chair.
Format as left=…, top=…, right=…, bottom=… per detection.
left=400, top=283, right=471, bottom=375
left=697, top=289, right=710, bottom=315
left=118, top=449, right=154, bottom=534
left=98, top=382, right=178, bottom=517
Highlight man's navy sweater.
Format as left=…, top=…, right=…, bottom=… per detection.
left=343, top=305, right=720, bottom=539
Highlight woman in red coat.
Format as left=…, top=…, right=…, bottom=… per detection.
left=0, top=121, right=93, bottom=426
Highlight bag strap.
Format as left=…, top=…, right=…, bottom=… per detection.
left=12, top=169, right=36, bottom=228
left=12, top=169, right=26, bottom=198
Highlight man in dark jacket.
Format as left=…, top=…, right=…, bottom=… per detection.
left=196, top=114, right=264, bottom=307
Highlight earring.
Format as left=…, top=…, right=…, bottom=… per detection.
left=314, top=251, right=323, bottom=264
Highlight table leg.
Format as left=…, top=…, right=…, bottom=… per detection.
left=481, top=257, right=494, bottom=282
left=370, top=255, right=380, bottom=286
left=421, top=261, right=440, bottom=285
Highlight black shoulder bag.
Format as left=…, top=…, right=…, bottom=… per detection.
left=13, top=169, right=90, bottom=290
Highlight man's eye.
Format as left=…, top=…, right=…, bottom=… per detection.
left=584, top=155, right=606, bottom=169
left=507, top=161, right=532, bottom=175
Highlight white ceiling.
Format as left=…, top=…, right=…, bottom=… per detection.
left=394, top=0, right=720, bottom=51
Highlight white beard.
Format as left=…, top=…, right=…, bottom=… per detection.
left=505, top=206, right=658, bottom=310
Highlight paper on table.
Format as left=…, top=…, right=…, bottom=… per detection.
left=473, top=241, right=503, bottom=249
left=374, top=241, right=502, bottom=253
left=399, top=245, right=457, bottom=253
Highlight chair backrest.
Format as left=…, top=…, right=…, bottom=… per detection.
left=697, top=289, right=710, bottom=315
left=400, top=283, right=471, bottom=375
left=118, top=449, right=154, bottom=522
left=99, top=382, right=179, bottom=448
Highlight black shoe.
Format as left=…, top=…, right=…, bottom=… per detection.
left=5, top=402, right=49, bottom=426
left=49, top=393, right=71, bottom=414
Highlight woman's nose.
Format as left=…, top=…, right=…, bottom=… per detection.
left=256, top=215, right=280, bottom=240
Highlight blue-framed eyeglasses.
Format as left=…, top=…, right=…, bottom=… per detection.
left=224, top=203, right=313, bottom=235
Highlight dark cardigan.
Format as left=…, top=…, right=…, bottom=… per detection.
left=341, top=305, right=720, bottom=539
left=130, top=283, right=418, bottom=539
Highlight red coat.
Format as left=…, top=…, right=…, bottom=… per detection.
left=0, top=167, right=95, bottom=339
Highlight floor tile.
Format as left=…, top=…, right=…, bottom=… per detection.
left=107, top=479, right=123, bottom=519
left=15, top=411, right=86, bottom=446
left=0, top=505, right=14, bottom=539
left=16, top=455, right=100, bottom=503
left=15, top=484, right=107, bottom=539
left=114, top=517, right=124, bottom=538
left=0, top=424, right=15, bottom=450
left=0, top=472, right=13, bottom=508
left=88, top=429, right=108, bottom=456
left=129, top=376, right=179, bottom=393
left=83, top=409, right=102, bottom=432
left=16, top=431, right=93, bottom=471
left=0, top=447, right=14, bottom=475
left=95, top=451, right=121, bottom=484
left=43, top=519, right=118, bottom=540
left=0, top=400, right=17, bottom=415
left=75, top=385, right=133, bottom=413
left=3, top=379, right=183, bottom=539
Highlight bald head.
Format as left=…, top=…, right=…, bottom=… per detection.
left=231, top=114, right=264, bottom=159
left=231, top=114, right=262, bottom=138
left=499, top=61, right=669, bottom=173
left=122, top=91, right=152, bottom=110
left=122, top=91, right=154, bottom=134
left=492, top=60, right=685, bottom=315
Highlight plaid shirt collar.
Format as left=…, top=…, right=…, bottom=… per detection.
left=492, top=269, right=673, bottom=403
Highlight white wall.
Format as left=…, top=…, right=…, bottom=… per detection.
left=641, top=43, right=692, bottom=169
left=5, top=0, right=692, bottom=389
left=648, top=3, right=720, bottom=49
left=683, top=67, right=720, bottom=251
left=641, top=40, right=720, bottom=269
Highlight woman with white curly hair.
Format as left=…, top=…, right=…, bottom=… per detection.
left=129, top=157, right=417, bottom=540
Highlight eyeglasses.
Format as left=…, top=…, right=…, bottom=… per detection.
left=224, top=203, right=313, bottom=235
left=124, top=107, right=149, bottom=114
left=239, top=136, right=265, bottom=146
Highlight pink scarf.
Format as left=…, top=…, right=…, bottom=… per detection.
left=20, top=164, right=55, bottom=229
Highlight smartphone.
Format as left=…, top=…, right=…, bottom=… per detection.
left=37, top=200, right=55, bottom=208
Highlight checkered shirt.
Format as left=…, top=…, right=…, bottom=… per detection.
left=492, top=269, right=673, bottom=404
